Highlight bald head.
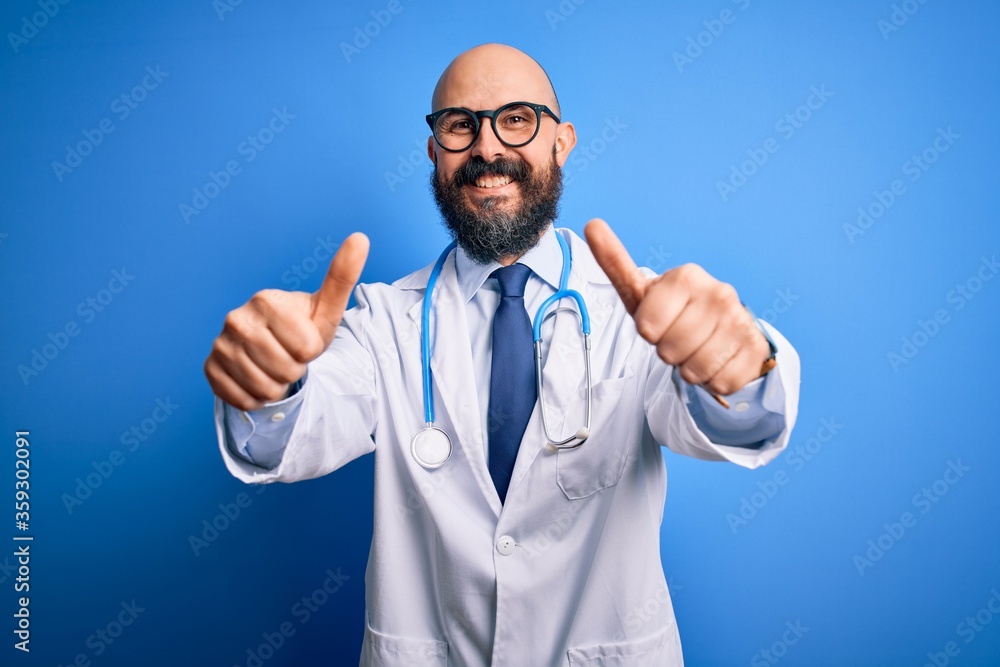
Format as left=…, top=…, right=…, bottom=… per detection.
left=431, top=44, right=560, bottom=116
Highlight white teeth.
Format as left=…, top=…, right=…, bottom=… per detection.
left=475, top=175, right=512, bottom=188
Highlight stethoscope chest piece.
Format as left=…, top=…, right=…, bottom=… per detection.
left=411, top=426, right=453, bottom=469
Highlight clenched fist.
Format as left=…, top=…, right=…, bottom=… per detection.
left=204, top=232, right=369, bottom=411
left=585, top=219, right=772, bottom=399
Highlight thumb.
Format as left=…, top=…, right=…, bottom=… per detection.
left=584, top=218, right=648, bottom=315
left=311, top=232, right=370, bottom=343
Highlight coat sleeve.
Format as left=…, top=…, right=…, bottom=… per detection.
left=643, top=320, right=801, bottom=469
left=213, top=283, right=379, bottom=484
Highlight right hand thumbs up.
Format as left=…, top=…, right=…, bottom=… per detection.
left=204, top=232, right=370, bottom=411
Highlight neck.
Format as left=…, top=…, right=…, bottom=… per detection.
left=497, top=255, right=520, bottom=267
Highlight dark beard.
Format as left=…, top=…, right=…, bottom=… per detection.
left=431, top=151, right=563, bottom=265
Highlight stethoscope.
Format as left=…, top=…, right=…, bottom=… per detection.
left=410, top=233, right=594, bottom=469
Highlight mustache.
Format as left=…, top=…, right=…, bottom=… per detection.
left=452, top=157, right=531, bottom=187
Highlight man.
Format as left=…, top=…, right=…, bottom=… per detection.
left=205, top=44, right=799, bottom=666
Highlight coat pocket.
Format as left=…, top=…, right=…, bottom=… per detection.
left=556, top=372, right=637, bottom=500
left=360, top=620, right=448, bottom=667
left=566, top=622, right=682, bottom=666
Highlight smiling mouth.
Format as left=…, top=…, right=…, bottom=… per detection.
left=472, top=174, right=514, bottom=189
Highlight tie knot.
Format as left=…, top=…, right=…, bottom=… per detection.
left=492, top=263, right=531, bottom=298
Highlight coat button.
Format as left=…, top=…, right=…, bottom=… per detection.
left=496, top=535, right=516, bottom=556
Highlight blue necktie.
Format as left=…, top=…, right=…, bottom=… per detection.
left=488, top=263, right=536, bottom=504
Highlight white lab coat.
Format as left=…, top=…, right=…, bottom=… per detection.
left=215, top=227, right=800, bottom=666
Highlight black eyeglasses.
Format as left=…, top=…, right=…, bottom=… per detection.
left=426, top=101, right=561, bottom=152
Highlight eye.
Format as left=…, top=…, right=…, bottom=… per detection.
left=437, top=111, right=476, bottom=135
left=498, top=105, right=536, bottom=132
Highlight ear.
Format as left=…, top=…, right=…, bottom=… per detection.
left=427, top=136, right=437, bottom=166
left=553, top=121, right=577, bottom=167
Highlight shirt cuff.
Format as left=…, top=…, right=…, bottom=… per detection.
left=675, top=366, right=786, bottom=449
left=223, top=375, right=306, bottom=469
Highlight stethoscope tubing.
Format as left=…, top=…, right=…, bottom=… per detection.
left=421, top=241, right=456, bottom=425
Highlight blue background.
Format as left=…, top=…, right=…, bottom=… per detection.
left=2, top=0, right=998, bottom=665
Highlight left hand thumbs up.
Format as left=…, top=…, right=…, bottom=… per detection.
left=584, top=218, right=772, bottom=397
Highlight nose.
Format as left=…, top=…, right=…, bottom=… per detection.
left=469, top=117, right=507, bottom=161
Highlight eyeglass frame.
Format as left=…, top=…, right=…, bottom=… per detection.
left=425, top=101, right=562, bottom=153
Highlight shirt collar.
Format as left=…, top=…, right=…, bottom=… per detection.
left=455, top=224, right=563, bottom=303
